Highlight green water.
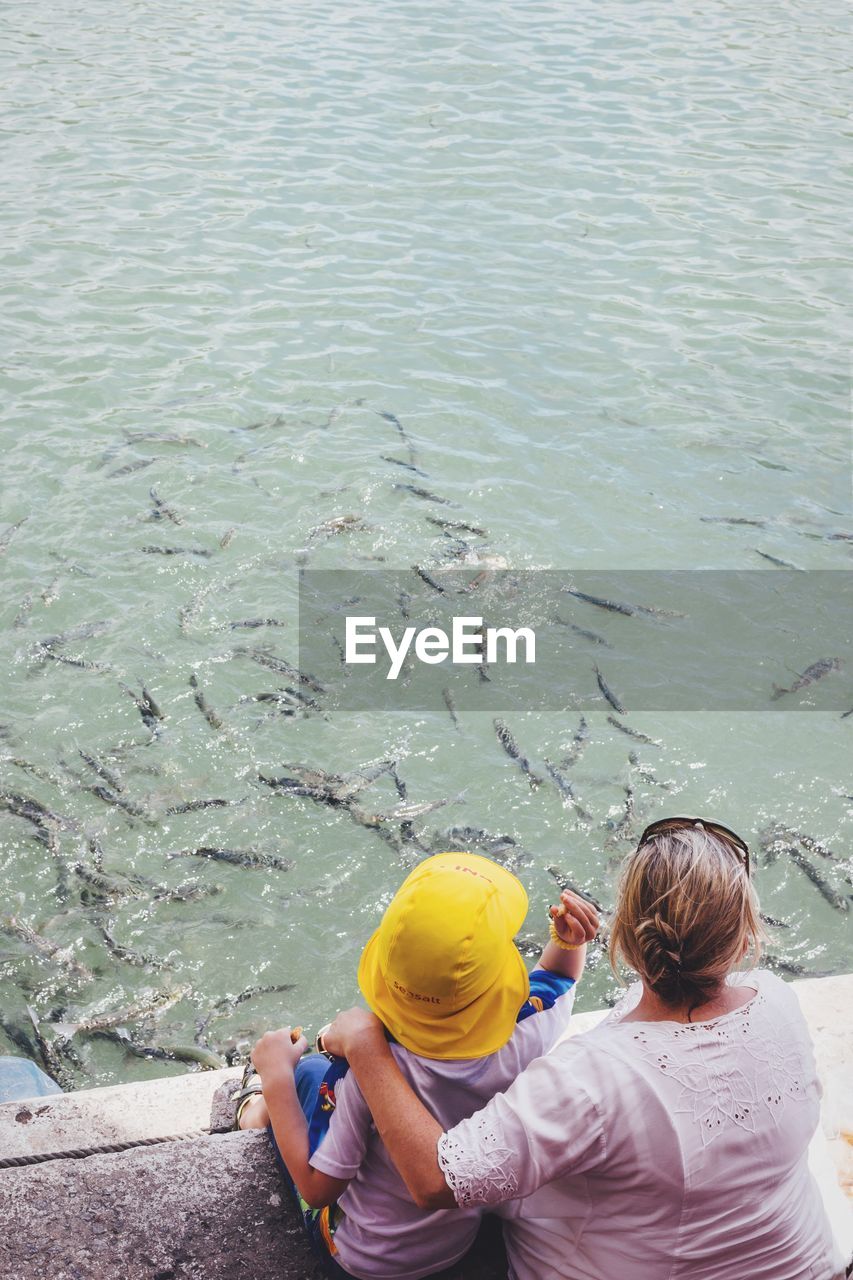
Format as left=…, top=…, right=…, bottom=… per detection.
left=0, top=0, right=850, bottom=1085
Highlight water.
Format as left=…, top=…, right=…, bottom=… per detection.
left=1, top=0, right=850, bottom=1085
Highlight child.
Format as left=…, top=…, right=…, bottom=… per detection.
left=238, top=852, right=598, bottom=1279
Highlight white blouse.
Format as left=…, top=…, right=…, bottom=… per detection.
left=437, top=971, right=843, bottom=1280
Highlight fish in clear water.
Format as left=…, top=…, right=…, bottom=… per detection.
left=141, top=544, right=212, bottom=558
left=559, top=716, right=590, bottom=769
left=755, top=550, right=800, bottom=569
left=760, top=913, right=791, bottom=929
left=554, top=614, right=612, bottom=648
left=0, top=517, right=27, bottom=554
left=1, top=916, right=94, bottom=980
left=13, top=593, right=34, bottom=628
left=493, top=720, right=544, bottom=789
left=78, top=750, right=125, bottom=794
left=627, top=751, right=671, bottom=790
left=152, top=881, right=223, bottom=904
left=382, top=455, right=428, bottom=477
left=168, top=847, right=294, bottom=873
left=771, top=657, right=842, bottom=700
left=546, top=866, right=608, bottom=915
left=51, top=985, right=193, bottom=1039
left=227, top=618, right=286, bottom=630
left=98, top=924, right=170, bottom=970
left=308, top=514, right=368, bottom=540
left=543, top=760, right=592, bottom=821
left=425, top=515, right=488, bottom=538
left=165, top=798, right=233, bottom=814
left=394, top=483, right=452, bottom=506
left=786, top=845, right=850, bottom=912
left=563, top=587, right=683, bottom=619
left=101, top=1028, right=222, bottom=1069
left=125, top=430, right=203, bottom=447
left=414, top=564, right=447, bottom=594
left=148, top=488, right=184, bottom=526
left=233, top=647, right=325, bottom=693
left=88, top=784, right=154, bottom=823
left=219, top=526, right=237, bottom=549
left=26, top=1006, right=80, bottom=1090
left=120, top=681, right=165, bottom=731
left=700, top=516, right=767, bottom=527
left=350, top=794, right=460, bottom=826
left=606, top=715, right=660, bottom=746
left=442, top=687, right=460, bottom=730
left=107, top=457, right=156, bottom=478
left=189, top=673, right=224, bottom=731
left=73, top=862, right=145, bottom=903
left=378, top=408, right=418, bottom=468
left=594, top=665, right=626, bottom=716
left=35, top=620, right=112, bottom=655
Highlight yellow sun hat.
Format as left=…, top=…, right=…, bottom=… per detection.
left=358, top=852, right=530, bottom=1060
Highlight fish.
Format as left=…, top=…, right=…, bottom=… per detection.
left=350, top=795, right=461, bottom=826
left=141, top=544, right=213, bottom=558
left=378, top=409, right=418, bottom=468
left=760, top=913, right=791, bottom=930
left=228, top=618, right=286, bottom=630
left=98, top=924, right=169, bottom=970
left=543, top=761, right=592, bottom=820
left=841, top=708, right=853, bottom=719
left=493, top=720, right=544, bottom=789
left=87, top=785, right=154, bottom=823
left=120, top=681, right=165, bottom=731
left=1, top=916, right=94, bottom=979
left=168, top=847, right=295, bottom=872
left=103, top=1028, right=222, bottom=1069
left=564, top=587, right=683, bottom=619
left=755, top=550, right=800, bottom=569
left=627, top=751, right=671, bottom=790
left=13, top=593, right=34, bottom=627
left=425, top=516, right=488, bottom=538
left=701, top=516, right=767, bottom=528
left=606, top=715, right=660, bottom=746
left=43, top=651, right=111, bottom=672
left=148, top=488, right=184, bottom=526
left=152, top=881, right=224, bottom=904
left=308, top=514, right=368, bottom=540
left=74, top=861, right=147, bottom=902
left=107, top=457, right=156, bottom=478
left=594, top=665, right=626, bottom=716
left=559, top=716, right=590, bottom=769
left=189, top=673, right=224, bottom=731
left=233, top=647, right=325, bottom=693
left=165, top=798, right=233, bottom=814
left=413, top=564, right=447, bottom=594
left=52, top=986, right=193, bottom=1039
left=771, top=657, right=842, bottom=700
left=26, top=1007, right=80, bottom=1090
left=39, top=575, right=62, bottom=606
left=36, top=620, right=112, bottom=652
left=606, top=784, right=637, bottom=843
left=125, top=431, right=203, bottom=447
left=394, top=483, right=452, bottom=506
left=0, top=791, right=77, bottom=836
left=442, top=687, right=460, bottom=729
left=546, top=866, right=608, bottom=915
left=0, top=517, right=27, bottom=554
left=786, top=846, right=850, bottom=912
left=219, top=527, right=237, bottom=549
left=78, top=751, right=125, bottom=793
left=554, top=614, right=612, bottom=648
left=382, top=455, right=428, bottom=477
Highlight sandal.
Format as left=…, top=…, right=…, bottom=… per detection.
left=230, top=1060, right=264, bottom=1129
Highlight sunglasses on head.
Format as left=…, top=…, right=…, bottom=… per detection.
left=638, top=817, right=750, bottom=878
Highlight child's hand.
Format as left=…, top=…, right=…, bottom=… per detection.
left=549, top=889, right=599, bottom=947
left=322, top=1006, right=384, bottom=1059
left=251, top=1026, right=308, bottom=1081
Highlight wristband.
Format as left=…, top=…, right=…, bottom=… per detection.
left=548, top=918, right=582, bottom=950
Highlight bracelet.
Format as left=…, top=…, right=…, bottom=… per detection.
left=548, top=918, right=582, bottom=951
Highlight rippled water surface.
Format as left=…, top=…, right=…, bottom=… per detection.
left=1, top=0, right=850, bottom=1085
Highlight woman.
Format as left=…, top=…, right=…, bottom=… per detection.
left=324, top=818, right=844, bottom=1280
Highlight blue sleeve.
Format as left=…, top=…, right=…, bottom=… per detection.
left=516, top=969, right=576, bottom=1023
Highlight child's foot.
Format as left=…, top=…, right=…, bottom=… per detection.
left=231, top=1062, right=267, bottom=1130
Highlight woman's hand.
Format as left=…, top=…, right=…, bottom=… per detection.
left=550, top=889, right=599, bottom=947
left=322, top=1006, right=385, bottom=1059
left=251, top=1026, right=308, bottom=1081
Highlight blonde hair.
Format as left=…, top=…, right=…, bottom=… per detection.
left=609, top=823, right=763, bottom=1008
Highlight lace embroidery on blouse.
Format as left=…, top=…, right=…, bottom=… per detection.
left=437, top=1114, right=520, bottom=1207
left=609, top=981, right=809, bottom=1147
